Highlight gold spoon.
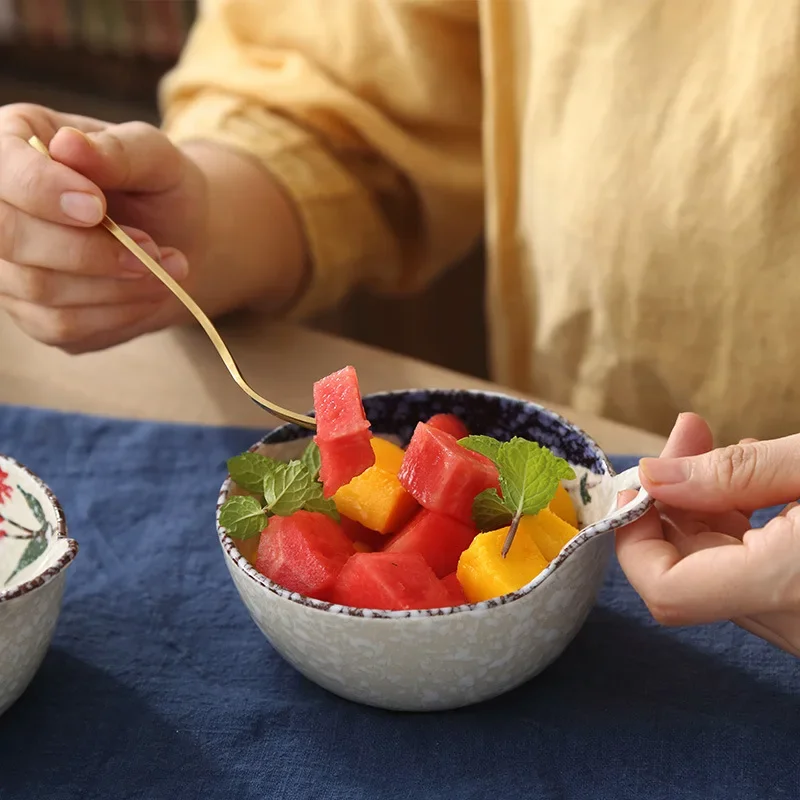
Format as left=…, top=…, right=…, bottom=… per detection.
left=28, top=135, right=317, bottom=431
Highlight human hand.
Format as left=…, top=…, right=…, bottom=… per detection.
left=0, top=104, right=208, bottom=353
left=616, top=413, right=800, bottom=657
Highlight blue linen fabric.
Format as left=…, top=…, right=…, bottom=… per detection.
left=0, top=405, right=797, bottom=800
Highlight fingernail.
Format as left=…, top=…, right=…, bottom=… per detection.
left=639, top=457, right=692, bottom=485
left=60, top=192, right=103, bottom=225
left=119, top=240, right=162, bottom=276
left=664, top=412, right=686, bottom=444
left=61, top=126, right=93, bottom=147
left=160, top=250, right=189, bottom=280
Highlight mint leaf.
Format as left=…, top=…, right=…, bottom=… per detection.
left=263, top=461, right=317, bottom=516
left=219, top=495, right=267, bottom=540
left=303, top=490, right=341, bottom=522
left=300, top=440, right=321, bottom=480
left=472, top=488, right=513, bottom=531
left=458, top=435, right=502, bottom=463
left=496, top=438, right=575, bottom=518
left=228, top=452, right=282, bottom=494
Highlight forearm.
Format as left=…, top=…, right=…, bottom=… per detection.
left=180, top=140, right=309, bottom=319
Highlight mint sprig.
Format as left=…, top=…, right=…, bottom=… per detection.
left=227, top=452, right=282, bottom=494
left=219, top=496, right=269, bottom=540
left=459, top=435, right=502, bottom=463
left=458, top=435, right=575, bottom=557
left=303, top=492, right=340, bottom=520
left=219, top=445, right=339, bottom=540
left=264, top=461, right=315, bottom=516
left=472, top=488, right=513, bottom=530
left=300, top=441, right=321, bottom=480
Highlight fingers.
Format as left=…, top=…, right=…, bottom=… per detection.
left=0, top=104, right=191, bottom=353
left=0, top=106, right=182, bottom=231
left=0, top=102, right=107, bottom=142
left=0, top=131, right=105, bottom=226
left=48, top=123, right=184, bottom=194
left=650, top=413, right=750, bottom=539
left=639, top=434, right=800, bottom=512
left=0, top=208, right=188, bottom=279
left=617, top=508, right=800, bottom=625
left=659, top=412, right=714, bottom=459
left=0, top=295, right=168, bottom=350
left=617, top=495, right=800, bottom=625
left=619, top=418, right=800, bottom=628
left=0, top=249, right=188, bottom=308
left=1, top=208, right=143, bottom=275
left=659, top=508, right=746, bottom=551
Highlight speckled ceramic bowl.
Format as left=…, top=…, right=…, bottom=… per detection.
left=216, top=389, right=652, bottom=711
left=0, top=455, right=77, bottom=716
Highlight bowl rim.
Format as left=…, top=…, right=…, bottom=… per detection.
left=216, top=387, right=616, bottom=620
left=0, top=453, right=77, bottom=604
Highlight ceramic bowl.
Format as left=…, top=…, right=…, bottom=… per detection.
left=0, top=455, right=77, bottom=716
left=216, top=389, right=652, bottom=712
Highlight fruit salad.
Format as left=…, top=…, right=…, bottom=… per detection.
left=219, top=366, right=581, bottom=611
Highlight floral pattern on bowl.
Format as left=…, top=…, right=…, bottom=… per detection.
left=215, top=388, right=652, bottom=711
left=0, top=455, right=77, bottom=716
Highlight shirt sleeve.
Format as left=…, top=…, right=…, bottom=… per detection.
left=158, top=0, right=483, bottom=320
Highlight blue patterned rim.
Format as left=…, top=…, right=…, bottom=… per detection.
left=0, top=454, right=77, bottom=604
left=216, top=388, right=616, bottom=619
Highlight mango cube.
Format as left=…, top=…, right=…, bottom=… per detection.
left=333, top=438, right=418, bottom=534
left=456, top=517, right=549, bottom=603
left=549, top=482, right=578, bottom=528
left=526, top=507, right=579, bottom=561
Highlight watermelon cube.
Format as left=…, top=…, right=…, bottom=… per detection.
left=426, top=413, right=470, bottom=440
left=398, top=422, right=501, bottom=523
left=255, top=510, right=356, bottom=601
left=441, top=573, right=468, bottom=605
left=331, top=552, right=452, bottom=611
left=464, top=447, right=500, bottom=475
left=316, top=435, right=374, bottom=498
left=383, top=509, right=477, bottom=577
left=313, top=366, right=375, bottom=497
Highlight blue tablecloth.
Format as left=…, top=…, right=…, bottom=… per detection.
left=0, top=405, right=797, bottom=800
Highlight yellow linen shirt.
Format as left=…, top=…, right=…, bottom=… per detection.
left=160, top=0, right=800, bottom=444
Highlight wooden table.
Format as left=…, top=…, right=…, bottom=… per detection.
left=0, top=312, right=666, bottom=455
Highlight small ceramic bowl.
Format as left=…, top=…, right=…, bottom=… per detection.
left=0, top=455, right=77, bottom=716
left=216, top=389, right=652, bottom=712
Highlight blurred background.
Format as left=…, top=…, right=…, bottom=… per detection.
left=0, top=0, right=488, bottom=379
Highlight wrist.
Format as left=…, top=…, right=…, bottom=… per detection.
left=178, top=139, right=309, bottom=319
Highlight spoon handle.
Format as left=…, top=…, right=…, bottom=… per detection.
left=603, top=466, right=652, bottom=529
left=28, top=135, right=316, bottom=431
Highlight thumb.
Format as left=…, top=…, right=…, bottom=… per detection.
left=49, top=123, right=183, bottom=193
left=639, top=434, right=800, bottom=512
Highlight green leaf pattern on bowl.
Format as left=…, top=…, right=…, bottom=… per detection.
left=0, top=471, right=54, bottom=587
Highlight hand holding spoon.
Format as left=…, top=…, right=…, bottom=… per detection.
left=28, top=135, right=317, bottom=430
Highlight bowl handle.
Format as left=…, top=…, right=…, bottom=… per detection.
left=601, top=466, right=653, bottom=529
